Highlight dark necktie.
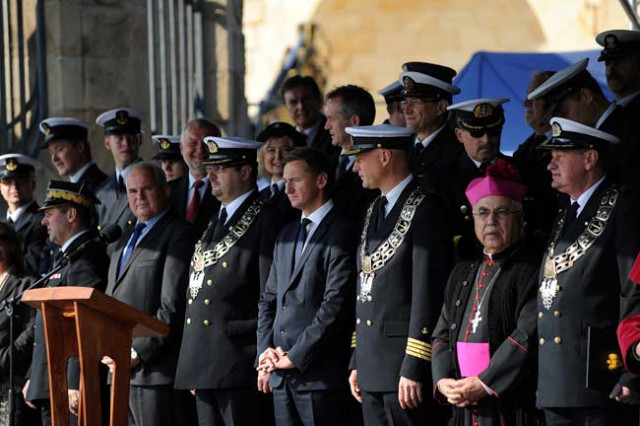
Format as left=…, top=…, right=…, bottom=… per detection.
left=271, top=183, right=280, bottom=199
left=186, top=179, right=204, bottom=223
left=7, top=217, right=13, bottom=225
left=212, top=207, right=228, bottom=242
left=479, top=162, right=490, bottom=176
left=118, top=175, right=126, bottom=197
left=375, top=196, right=388, bottom=233
left=562, top=201, right=580, bottom=236
left=118, top=223, right=146, bottom=276
left=294, top=218, right=312, bottom=266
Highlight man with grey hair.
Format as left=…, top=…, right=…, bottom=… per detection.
left=169, top=118, right=222, bottom=238
left=102, top=162, right=195, bottom=425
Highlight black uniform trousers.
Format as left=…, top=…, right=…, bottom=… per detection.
left=193, top=389, right=265, bottom=426
left=360, top=390, right=427, bottom=426
left=128, top=384, right=176, bottom=426
left=544, top=404, right=640, bottom=426
left=272, top=378, right=352, bottom=426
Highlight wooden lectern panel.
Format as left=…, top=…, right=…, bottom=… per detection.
left=23, top=287, right=169, bottom=426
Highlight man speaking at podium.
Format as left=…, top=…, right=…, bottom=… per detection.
left=22, top=181, right=110, bottom=426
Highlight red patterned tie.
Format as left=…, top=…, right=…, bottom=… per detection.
left=186, top=179, right=204, bottom=223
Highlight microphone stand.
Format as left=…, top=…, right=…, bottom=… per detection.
left=0, top=258, right=70, bottom=426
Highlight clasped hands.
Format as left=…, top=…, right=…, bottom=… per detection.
left=437, top=376, right=487, bottom=407
left=256, top=347, right=295, bottom=394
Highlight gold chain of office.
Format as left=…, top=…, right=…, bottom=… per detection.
left=360, top=188, right=425, bottom=275
left=188, top=197, right=266, bottom=298
left=540, top=185, right=619, bottom=310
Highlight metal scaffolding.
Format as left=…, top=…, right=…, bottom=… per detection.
left=147, top=0, right=205, bottom=136
left=0, top=0, right=47, bottom=156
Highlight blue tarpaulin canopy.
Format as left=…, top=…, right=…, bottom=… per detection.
left=452, top=50, right=612, bottom=153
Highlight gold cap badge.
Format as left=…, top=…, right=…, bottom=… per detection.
left=551, top=122, right=562, bottom=138
left=473, top=103, right=494, bottom=118
left=42, top=123, right=51, bottom=136
left=403, top=77, right=415, bottom=91
left=5, top=159, right=17, bottom=171
left=206, top=141, right=219, bottom=154
left=116, top=110, right=129, bottom=125
left=160, top=139, right=171, bottom=150
left=604, top=34, right=618, bottom=50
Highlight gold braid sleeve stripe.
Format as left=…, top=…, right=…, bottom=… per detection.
left=407, top=337, right=431, bottom=351
left=406, top=347, right=432, bottom=361
left=351, top=332, right=356, bottom=348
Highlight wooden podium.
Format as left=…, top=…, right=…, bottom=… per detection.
left=22, top=287, right=169, bottom=426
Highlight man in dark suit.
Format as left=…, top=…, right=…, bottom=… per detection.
left=94, top=108, right=144, bottom=235
left=257, top=147, right=357, bottom=425
left=281, top=75, right=339, bottom=162
left=323, top=85, right=378, bottom=225
left=399, top=62, right=463, bottom=191
left=40, top=117, right=108, bottom=193
left=596, top=29, right=640, bottom=187
left=169, top=118, right=222, bottom=239
left=22, top=181, right=109, bottom=426
left=175, top=136, right=279, bottom=425
left=345, top=125, right=453, bottom=426
left=0, top=154, right=47, bottom=277
left=536, top=118, right=640, bottom=425
left=102, top=162, right=194, bottom=426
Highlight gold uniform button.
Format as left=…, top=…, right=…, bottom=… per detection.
left=539, top=338, right=545, bottom=346
left=203, top=319, right=211, bottom=326
left=366, top=320, right=372, bottom=327
left=554, top=336, right=562, bottom=344
left=366, top=295, right=373, bottom=302
left=538, top=312, right=543, bottom=319
left=222, top=262, right=228, bottom=268
left=204, top=299, right=211, bottom=306
left=553, top=310, right=561, bottom=317
left=207, top=279, right=213, bottom=286
left=127, top=220, right=133, bottom=226
left=188, top=298, right=193, bottom=305
left=356, top=318, right=361, bottom=325
left=186, top=318, right=191, bottom=325
left=97, top=225, right=102, bottom=231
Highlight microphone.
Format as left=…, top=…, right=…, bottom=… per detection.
left=64, top=224, right=123, bottom=262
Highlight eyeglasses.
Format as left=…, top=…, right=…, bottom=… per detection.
left=468, top=127, right=501, bottom=138
left=205, top=164, right=231, bottom=173
left=400, top=98, right=438, bottom=109
left=472, top=206, right=521, bottom=221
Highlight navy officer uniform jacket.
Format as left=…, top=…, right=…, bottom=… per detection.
left=26, top=230, right=109, bottom=402
left=257, top=204, right=357, bottom=390
left=175, top=190, right=280, bottom=390
left=350, top=178, right=453, bottom=392
left=537, top=178, right=640, bottom=409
